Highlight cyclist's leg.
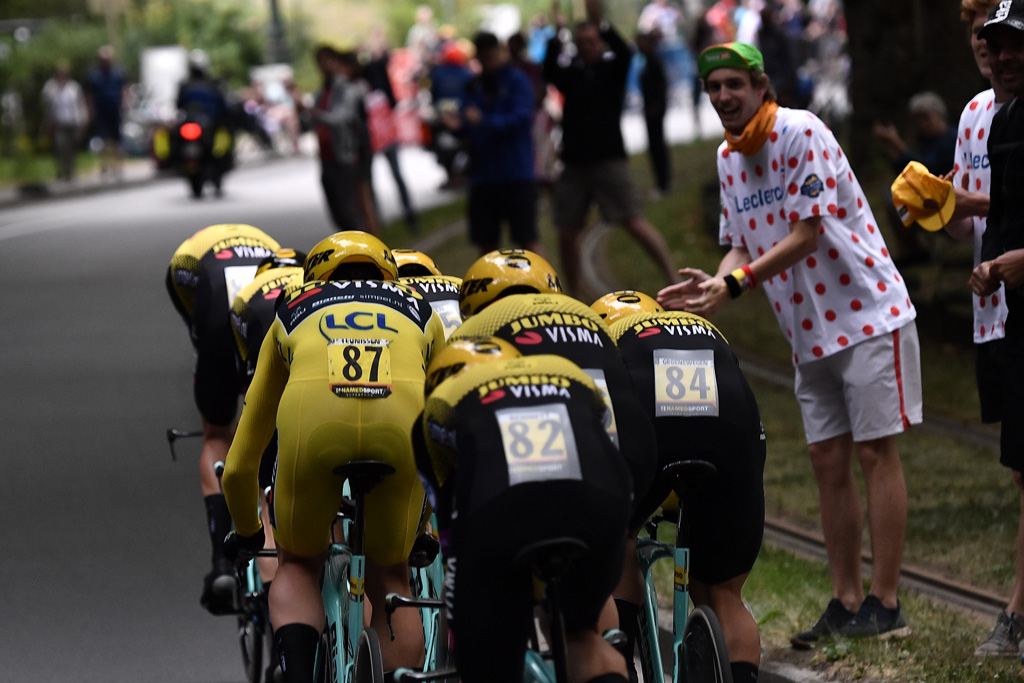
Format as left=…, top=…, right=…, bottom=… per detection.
left=690, top=575, right=760, bottom=667
left=365, top=558, right=425, bottom=670
left=271, top=548, right=326, bottom=683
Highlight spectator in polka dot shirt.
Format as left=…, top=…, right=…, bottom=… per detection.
left=658, top=41, right=922, bottom=646
left=969, top=0, right=1024, bottom=655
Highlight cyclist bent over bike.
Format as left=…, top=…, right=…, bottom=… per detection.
left=221, top=232, right=446, bottom=683
left=166, top=223, right=279, bottom=614
left=416, top=339, right=633, bottom=683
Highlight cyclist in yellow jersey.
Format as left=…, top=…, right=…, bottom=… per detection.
left=166, top=223, right=279, bottom=614
left=221, top=232, right=446, bottom=683
left=454, top=250, right=658, bottom=674
left=394, top=248, right=463, bottom=340
left=416, top=339, right=632, bottom=683
left=228, top=250, right=305, bottom=613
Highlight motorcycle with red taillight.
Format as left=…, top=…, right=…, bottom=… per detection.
left=152, top=112, right=233, bottom=198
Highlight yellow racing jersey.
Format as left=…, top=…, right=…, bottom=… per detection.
left=400, top=275, right=463, bottom=340
left=223, top=279, right=446, bottom=536
left=230, top=266, right=303, bottom=383
left=167, top=224, right=280, bottom=318
left=418, top=354, right=626, bottom=528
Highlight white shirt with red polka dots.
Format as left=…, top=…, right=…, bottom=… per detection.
left=951, top=89, right=1008, bottom=344
left=717, top=106, right=916, bottom=366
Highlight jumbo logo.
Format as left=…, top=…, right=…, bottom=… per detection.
left=515, top=331, right=544, bottom=345
left=476, top=374, right=572, bottom=400
left=320, top=311, right=399, bottom=335
left=305, top=249, right=334, bottom=277
left=480, top=389, right=506, bottom=404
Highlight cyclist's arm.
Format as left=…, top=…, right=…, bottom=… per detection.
left=222, top=325, right=288, bottom=537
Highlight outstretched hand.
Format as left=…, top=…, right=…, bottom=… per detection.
left=656, top=268, right=710, bottom=310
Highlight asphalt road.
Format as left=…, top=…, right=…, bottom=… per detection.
left=0, top=153, right=447, bottom=683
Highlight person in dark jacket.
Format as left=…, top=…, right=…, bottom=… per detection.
left=636, top=29, right=671, bottom=196
left=443, top=32, right=540, bottom=254
left=543, top=0, right=679, bottom=296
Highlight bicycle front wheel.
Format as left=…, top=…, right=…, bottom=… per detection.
left=681, top=606, right=733, bottom=683
left=354, top=627, right=385, bottom=683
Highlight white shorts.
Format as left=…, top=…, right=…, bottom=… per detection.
left=794, top=321, right=923, bottom=444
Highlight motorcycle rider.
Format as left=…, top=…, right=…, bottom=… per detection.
left=176, top=49, right=232, bottom=195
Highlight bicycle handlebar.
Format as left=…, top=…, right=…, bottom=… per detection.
left=165, top=427, right=202, bottom=461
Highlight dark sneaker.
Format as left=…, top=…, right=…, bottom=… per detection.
left=790, top=598, right=857, bottom=649
left=836, top=595, right=911, bottom=639
left=200, top=558, right=237, bottom=615
left=974, top=610, right=1024, bottom=657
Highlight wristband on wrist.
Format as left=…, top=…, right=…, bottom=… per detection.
left=740, top=264, right=757, bottom=289
left=723, top=273, right=743, bottom=299
left=729, top=267, right=756, bottom=296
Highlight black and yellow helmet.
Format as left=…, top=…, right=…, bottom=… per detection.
left=459, top=249, right=561, bottom=319
left=424, top=336, right=521, bottom=395
left=392, top=249, right=442, bottom=277
left=304, top=231, right=398, bottom=283
left=256, top=248, right=307, bottom=276
left=590, top=290, right=663, bottom=326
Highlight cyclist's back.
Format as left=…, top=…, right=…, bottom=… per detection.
left=399, top=274, right=463, bottom=340
left=418, top=348, right=632, bottom=683
left=166, top=222, right=279, bottom=614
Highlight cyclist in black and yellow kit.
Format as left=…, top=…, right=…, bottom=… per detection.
left=454, top=250, right=657, bottom=658
left=166, top=223, right=279, bottom=613
left=221, top=232, right=446, bottom=683
left=593, top=290, right=766, bottom=683
left=393, top=248, right=463, bottom=340
left=416, top=338, right=633, bottom=683
left=228, top=248, right=305, bottom=610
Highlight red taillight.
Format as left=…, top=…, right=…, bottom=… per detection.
left=180, top=122, right=202, bottom=141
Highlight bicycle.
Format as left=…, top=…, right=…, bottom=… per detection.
left=636, top=460, right=733, bottom=683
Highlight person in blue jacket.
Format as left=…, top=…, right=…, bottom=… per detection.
left=442, top=32, right=540, bottom=255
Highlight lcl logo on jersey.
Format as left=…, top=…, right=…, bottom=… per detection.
left=320, top=311, right=399, bottom=334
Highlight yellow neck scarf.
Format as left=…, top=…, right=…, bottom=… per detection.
left=725, top=100, right=779, bottom=156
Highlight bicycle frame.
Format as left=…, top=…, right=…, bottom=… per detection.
left=318, top=485, right=364, bottom=683
left=637, top=505, right=691, bottom=683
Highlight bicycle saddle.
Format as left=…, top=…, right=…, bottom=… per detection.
left=332, top=460, right=396, bottom=496
left=514, top=536, right=590, bottom=583
left=662, top=459, right=717, bottom=498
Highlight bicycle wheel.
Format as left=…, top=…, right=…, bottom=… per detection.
left=354, top=627, right=385, bottom=683
left=238, top=604, right=265, bottom=683
left=681, top=606, right=732, bottom=683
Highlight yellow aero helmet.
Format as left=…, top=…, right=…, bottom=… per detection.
left=459, top=249, right=562, bottom=319
left=425, top=336, right=521, bottom=395
left=590, top=290, right=663, bottom=326
left=304, top=231, right=398, bottom=283
left=392, top=248, right=442, bottom=277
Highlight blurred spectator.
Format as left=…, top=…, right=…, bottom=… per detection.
left=406, top=5, right=439, bottom=62
left=638, top=0, right=690, bottom=99
left=508, top=32, right=559, bottom=194
left=86, top=45, right=126, bottom=181
left=735, top=0, right=765, bottom=44
left=527, top=13, right=557, bottom=63
left=873, top=92, right=957, bottom=264
left=41, top=61, right=87, bottom=182
left=429, top=42, right=474, bottom=187
left=363, top=29, right=420, bottom=233
left=446, top=31, right=539, bottom=254
left=757, top=1, right=803, bottom=107
left=636, top=29, right=671, bottom=197
left=337, top=51, right=378, bottom=234
left=292, top=46, right=368, bottom=233
left=543, top=0, right=680, bottom=295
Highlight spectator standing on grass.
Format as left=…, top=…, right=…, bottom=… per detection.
left=362, top=28, right=420, bottom=233
left=86, top=45, right=126, bottom=181
left=41, top=61, right=87, bottom=182
left=292, top=46, right=368, bottom=234
left=543, top=0, right=680, bottom=297
left=636, top=29, right=671, bottom=198
left=873, top=92, right=958, bottom=266
left=657, top=42, right=921, bottom=648
left=969, top=0, right=1024, bottom=656
left=444, top=32, right=540, bottom=255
